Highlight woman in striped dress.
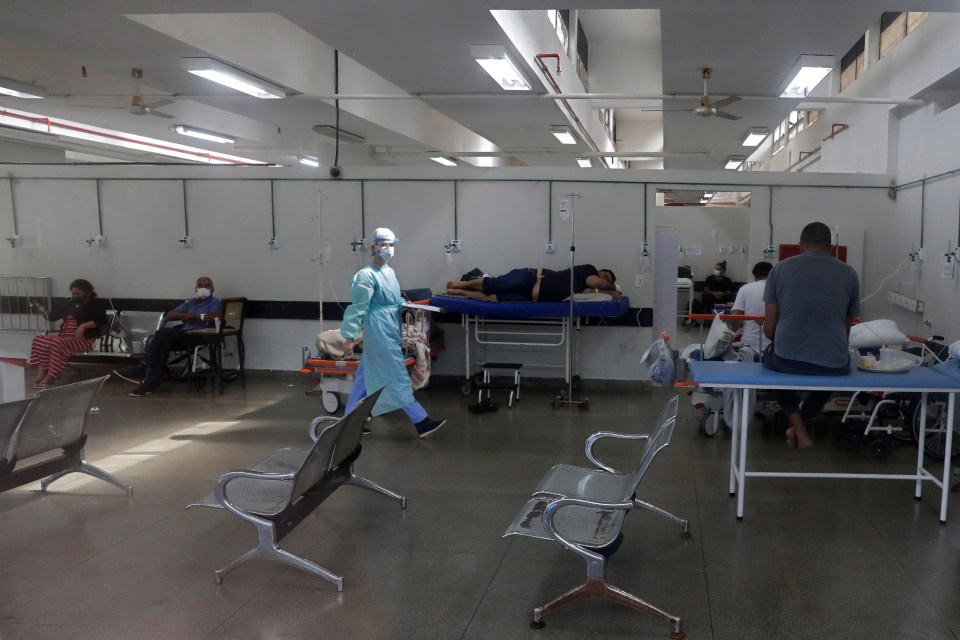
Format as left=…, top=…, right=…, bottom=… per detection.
left=28, top=279, right=108, bottom=388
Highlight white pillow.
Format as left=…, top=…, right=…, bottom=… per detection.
left=849, top=319, right=910, bottom=349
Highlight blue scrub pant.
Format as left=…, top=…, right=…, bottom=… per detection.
left=345, top=362, right=427, bottom=423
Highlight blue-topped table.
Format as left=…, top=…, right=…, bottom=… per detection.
left=689, top=360, right=960, bottom=522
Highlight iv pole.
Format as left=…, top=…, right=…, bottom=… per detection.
left=553, top=192, right=589, bottom=410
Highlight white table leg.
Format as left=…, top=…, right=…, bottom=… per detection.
left=939, top=392, right=955, bottom=524
left=915, top=392, right=927, bottom=499
left=736, top=387, right=750, bottom=520
left=729, top=386, right=740, bottom=495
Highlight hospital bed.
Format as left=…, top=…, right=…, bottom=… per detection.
left=430, top=295, right=629, bottom=398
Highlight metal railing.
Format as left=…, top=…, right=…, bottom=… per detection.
left=0, top=276, right=52, bottom=332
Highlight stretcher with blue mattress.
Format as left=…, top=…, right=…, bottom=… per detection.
left=430, top=295, right=629, bottom=396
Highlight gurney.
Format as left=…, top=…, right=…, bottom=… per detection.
left=300, top=302, right=442, bottom=414
left=430, top=295, right=629, bottom=397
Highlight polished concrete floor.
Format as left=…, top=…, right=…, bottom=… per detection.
left=1, top=369, right=960, bottom=640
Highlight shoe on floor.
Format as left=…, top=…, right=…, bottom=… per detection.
left=362, top=425, right=372, bottom=436
left=129, top=385, right=154, bottom=397
left=113, top=366, right=145, bottom=384
left=415, top=418, right=446, bottom=439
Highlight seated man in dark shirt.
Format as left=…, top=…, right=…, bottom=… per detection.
left=701, top=260, right=734, bottom=313
left=445, top=265, right=620, bottom=302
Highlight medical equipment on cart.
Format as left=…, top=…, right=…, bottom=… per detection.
left=679, top=312, right=772, bottom=437
left=300, top=304, right=442, bottom=414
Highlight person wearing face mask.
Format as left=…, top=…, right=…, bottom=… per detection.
left=701, top=260, right=734, bottom=314
left=114, top=276, right=220, bottom=397
left=339, top=228, right=446, bottom=439
left=28, top=278, right=109, bottom=388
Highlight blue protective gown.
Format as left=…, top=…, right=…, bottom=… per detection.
left=340, top=263, right=417, bottom=417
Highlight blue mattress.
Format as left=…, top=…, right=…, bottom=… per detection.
left=430, top=295, right=629, bottom=319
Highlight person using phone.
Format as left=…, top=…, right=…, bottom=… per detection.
left=28, top=279, right=108, bottom=388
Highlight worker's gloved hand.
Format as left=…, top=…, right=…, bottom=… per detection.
left=342, top=338, right=356, bottom=356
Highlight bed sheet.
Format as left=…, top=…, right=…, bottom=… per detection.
left=430, top=295, right=629, bottom=319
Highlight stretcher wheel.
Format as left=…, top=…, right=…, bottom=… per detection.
left=579, top=398, right=589, bottom=410
left=322, top=391, right=341, bottom=414
left=870, top=438, right=893, bottom=460
left=699, top=411, right=720, bottom=437
left=459, top=380, right=472, bottom=396
left=558, top=388, right=570, bottom=401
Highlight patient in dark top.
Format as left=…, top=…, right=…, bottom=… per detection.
left=446, top=265, right=620, bottom=302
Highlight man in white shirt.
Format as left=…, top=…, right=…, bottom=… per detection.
left=730, top=261, right=772, bottom=354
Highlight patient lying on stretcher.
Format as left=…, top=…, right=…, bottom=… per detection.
left=445, top=264, right=621, bottom=302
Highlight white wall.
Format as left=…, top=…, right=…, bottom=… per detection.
left=0, top=165, right=908, bottom=381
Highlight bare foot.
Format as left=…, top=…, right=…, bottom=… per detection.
left=785, top=427, right=797, bottom=448
left=446, top=280, right=466, bottom=290
left=445, top=289, right=468, bottom=297
left=787, top=414, right=813, bottom=449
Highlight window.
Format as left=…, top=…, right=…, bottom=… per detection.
left=880, top=11, right=928, bottom=58
left=546, top=10, right=569, bottom=52
left=576, top=19, right=589, bottom=89
left=840, top=36, right=865, bottom=92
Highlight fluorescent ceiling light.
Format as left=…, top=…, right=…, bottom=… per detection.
left=724, top=156, right=745, bottom=170
left=171, top=125, right=235, bottom=144
left=778, top=54, right=834, bottom=99
left=299, top=155, right=319, bottom=167
left=576, top=157, right=592, bottom=168
left=471, top=44, right=530, bottom=91
left=0, top=77, right=45, bottom=99
left=0, top=105, right=263, bottom=165
left=550, top=125, right=577, bottom=145
left=430, top=156, right=457, bottom=167
left=181, top=57, right=287, bottom=99
left=741, top=128, right=771, bottom=147
left=312, top=125, right=366, bottom=144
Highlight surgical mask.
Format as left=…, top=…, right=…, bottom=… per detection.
left=196, top=287, right=212, bottom=299
left=377, top=246, right=394, bottom=261
left=714, top=270, right=723, bottom=278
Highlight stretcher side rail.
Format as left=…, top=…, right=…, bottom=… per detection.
left=0, top=375, right=132, bottom=495
left=503, top=395, right=686, bottom=638
left=431, top=296, right=630, bottom=393
left=185, top=389, right=406, bottom=590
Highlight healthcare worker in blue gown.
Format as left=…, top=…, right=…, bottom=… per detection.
left=340, top=228, right=446, bottom=439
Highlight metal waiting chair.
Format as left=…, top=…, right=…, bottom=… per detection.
left=503, top=395, right=685, bottom=638
left=185, top=297, right=247, bottom=394
left=531, top=395, right=688, bottom=536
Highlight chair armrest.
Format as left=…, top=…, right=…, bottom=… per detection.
left=309, top=416, right=340, bottom=442
left=213, top=469, right=296, bottom=522
left=584, top=431, right=650, bottom=473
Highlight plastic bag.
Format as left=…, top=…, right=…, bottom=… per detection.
left=641, top=332, right=676, bottom=387
left=703, top=313, right=736, bottom=360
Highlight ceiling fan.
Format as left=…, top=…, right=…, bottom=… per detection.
left=693, top=68, right=741, bottom=120
left=69, top=68, right=175, bottom=118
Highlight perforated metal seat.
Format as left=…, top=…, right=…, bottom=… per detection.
left=503, top=395, right=686, bottom=639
